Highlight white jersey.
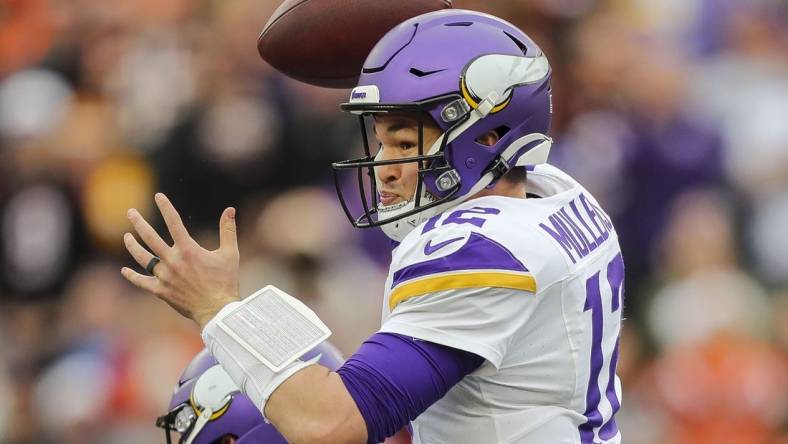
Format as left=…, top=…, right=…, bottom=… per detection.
left=379, top=164, right=624, bottom=444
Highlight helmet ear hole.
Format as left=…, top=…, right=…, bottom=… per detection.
left=217, top=434, right=239, bottom=444
left=494, top=125, right=511, bottom=138
left=474, top=126, right=510, bottom=148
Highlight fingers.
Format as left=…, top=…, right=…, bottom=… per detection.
left=155, top=193, right=192, bottom=245
left=127, top=208, right=170, bottom=257
left=121, top=266, right=165, bottom=295
left=219, top=207, right=238, bottom=253
left=123, top=232, right=157, bottom=271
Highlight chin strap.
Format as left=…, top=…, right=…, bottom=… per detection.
left=184, top=407, right=213, bottom=444
left=484, top=132, right=553, bottom=182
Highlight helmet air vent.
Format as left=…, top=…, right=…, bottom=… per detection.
left=503, top=30, right=529, bottom=55
left=409, top=67, right=447, bottom=77
left=362, top=24, right=419, bottom=74
left=445, top=22, right=473, bottom=27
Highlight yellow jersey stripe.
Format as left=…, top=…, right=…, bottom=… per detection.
left=389, top=271, right=537, bottom=310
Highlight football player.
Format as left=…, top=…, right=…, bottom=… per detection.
left=122, top=9, right=625, bottom=444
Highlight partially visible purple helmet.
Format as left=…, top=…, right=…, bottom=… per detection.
left=332, top=9, right=553, bottom=241
left=156, top=342, right=345, bottom=444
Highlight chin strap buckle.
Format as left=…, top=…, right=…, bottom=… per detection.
left=484, top=156, right=511, bottom=182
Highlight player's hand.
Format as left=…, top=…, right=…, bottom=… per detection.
left=121, top=193, right=241, bottom=329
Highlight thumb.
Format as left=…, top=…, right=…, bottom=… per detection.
left=219, top=207, right=238, bottom=253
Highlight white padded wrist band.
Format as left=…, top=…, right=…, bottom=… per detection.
left=201, top=286, right=331, bottom=414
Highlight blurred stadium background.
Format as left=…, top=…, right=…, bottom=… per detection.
left=0, top=0, right=787, bottom=442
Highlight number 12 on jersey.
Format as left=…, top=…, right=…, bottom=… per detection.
left=580, top=252, right=624, bottom=443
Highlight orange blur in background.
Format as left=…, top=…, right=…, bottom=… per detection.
left=0, top=0, right=787, bottom=443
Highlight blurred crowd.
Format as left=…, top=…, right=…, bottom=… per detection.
left=0, top=0, right=787, bottom=442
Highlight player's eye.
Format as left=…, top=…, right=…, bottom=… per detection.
left=399, top=142, right=416, bottom=150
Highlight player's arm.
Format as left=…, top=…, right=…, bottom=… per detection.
left=203, top=301, right=483, bottom=444
left=272, top=332, right=483, bottom=444
left=255, top=229, right=541, bottom=443
left=118, top=195, right=482, bottom=442
left=263, top=364, right=366, bottom=444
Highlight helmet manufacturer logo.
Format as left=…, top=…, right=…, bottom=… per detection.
left=348, top=85, right=380, bottom=104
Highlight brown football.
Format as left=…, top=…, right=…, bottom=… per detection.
left=258, top=0, right=452, bottom=88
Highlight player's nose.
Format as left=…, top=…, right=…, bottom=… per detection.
left=375, top=146, right=402, bottom=184
left=375, top=162, right=401, bottom=185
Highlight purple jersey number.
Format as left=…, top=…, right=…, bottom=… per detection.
left=422, top=206, right=501, bottom=234
left=579, top=252, right=624, bottom=443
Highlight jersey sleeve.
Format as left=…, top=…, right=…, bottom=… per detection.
left=337, top=332, right=484, bottom=444
left=381, top=222, right=541, bottom=368
left=381, top=287, right=540, bottom=369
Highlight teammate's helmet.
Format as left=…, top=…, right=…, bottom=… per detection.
left=156, top=343, right=344, bottom=444
left=332, top=10, right=553, bottom=241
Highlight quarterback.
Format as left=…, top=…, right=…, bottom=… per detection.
left=122, top=9, right=624, bottom=444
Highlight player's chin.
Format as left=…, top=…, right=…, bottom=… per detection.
left=379, top=197, right=402, bottom=207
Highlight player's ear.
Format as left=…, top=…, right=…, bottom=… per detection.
left=475, top=130, right=500, bottom=147
left=218, top=435, right=237, bottom=444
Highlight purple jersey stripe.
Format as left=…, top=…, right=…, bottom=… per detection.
left=579, top=272, right=604, bottom=444
left=391, top=232, right=528, bottom=289
left=599, top=337, right=621, bottom=440
left=608, top=253, right=624, bottom=312
left=599, top=254, right=624, bottom=440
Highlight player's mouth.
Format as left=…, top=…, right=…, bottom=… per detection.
left=378, top=191, right=401, bottom=206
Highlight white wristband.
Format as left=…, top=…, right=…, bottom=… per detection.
left=201, top=285, right=331, bottom=414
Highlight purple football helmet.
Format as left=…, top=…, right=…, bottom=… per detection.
left=332, top=9, right=554, bottom=241
left=156, top=342, right=345, bottom=444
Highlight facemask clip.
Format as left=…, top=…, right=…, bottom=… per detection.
left=436, top=169, right=461, bottom=192
left=441, top=99, right=470, bottom=122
